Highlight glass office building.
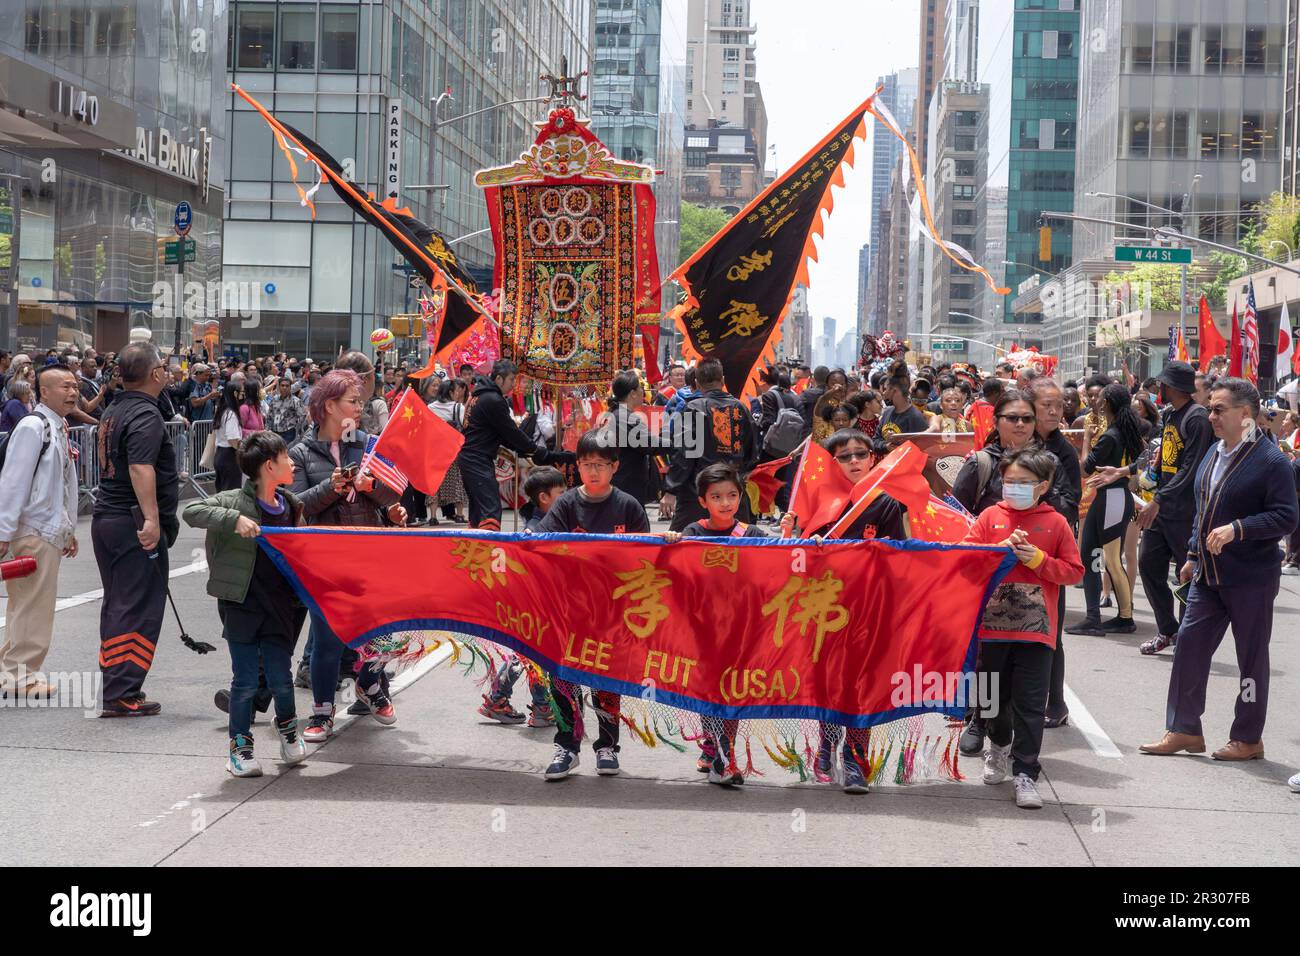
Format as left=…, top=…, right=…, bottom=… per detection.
left=225, top=0, right=593, bottom=358
left=0, top=1, right=228, bottom=354
left=978, top=0, right=1080, bottom=333
left=1074, top=0, right=1285, bottom=259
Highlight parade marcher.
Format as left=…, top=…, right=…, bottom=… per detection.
left=799, top=365, right=829, bottom=434
left=92, top=342, right=179, bottom=717
left=1140, top=378, right=1298, bottom=761
left=927, top=386, right=973, bottom=433
left=1091, top=361, right=1212, bottom=656
left=290, top=370, right=406, bottom=742
left=1026, top=377, right=1081, bottom=727
left=661, top=357, right=759, bottom=532
left=963, top=448, right=1084, bottom=809
left=603, top=369, right=662, bottom=507
left=877, top=362, right=928, bottom=440
left=475, top=466, right=567, bottom=727
left=427, top=377, right=469, bottom=523
left=183, top=431, right=309, bottom=777
left=798, top=428, right=910, bottom=794
left=0, top=364, right=80, bottom=698
left=1067, top=383, right=1147, bottom=637
left=539, top=430, right=651, bottom=780
left=456, top=360, right=547, bottom=532
left=680, top=463, right=772, bottom=787
left=952, top=389, right=1040, bottom=754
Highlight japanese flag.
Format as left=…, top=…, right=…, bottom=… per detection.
left=1279, top=299, right=1298, bottom=379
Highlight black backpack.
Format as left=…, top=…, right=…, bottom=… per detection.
left=0, top=413, right=52, bottom=482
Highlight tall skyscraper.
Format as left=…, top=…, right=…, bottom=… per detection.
left=916, top=0, right=949, bottom=174
left=856, top=242, right=871, bottom=339
left=592, top=0, right=688, bottom=281
left=869, top=68, right=918, bottom=257
left=978, top=0, right=1080, bottom=330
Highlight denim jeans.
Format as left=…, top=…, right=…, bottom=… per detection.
left=488, top=655, right=550, bottom=708
left=228, top=639, right=295, bottom=739
left=308, top=614, right=386, bottom=707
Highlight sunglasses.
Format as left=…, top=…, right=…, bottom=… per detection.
left=834, top=450, right=872, bottom=463
left=999, top=414, right=1036, bottom=424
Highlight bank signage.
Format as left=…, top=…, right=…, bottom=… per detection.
left=116, top=125, right=212, bottom=195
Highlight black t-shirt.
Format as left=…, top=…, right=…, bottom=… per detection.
left=537, top=486, right=650, bottom=535
left=218, top=495, right=300, bottom=647
left=94, top=391, right=180, bottom=529
left=810, top=493, right=908, bottom=540
left=879, top=404, right=929, bottom=437
left=682, top=519, right=769, bottom=538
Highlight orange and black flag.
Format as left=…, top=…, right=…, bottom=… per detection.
left=231, top=84, right=490, bottom=361
left=668, top=98, right=872, bottom=399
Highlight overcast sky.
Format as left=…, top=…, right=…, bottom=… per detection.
left=750, top=0, right=920, bottom=338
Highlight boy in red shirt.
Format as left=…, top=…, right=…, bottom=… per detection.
left=962, top=448, right=1084, bottom=809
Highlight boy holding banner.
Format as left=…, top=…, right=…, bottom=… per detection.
left=538, top=431, right=651, bottom=780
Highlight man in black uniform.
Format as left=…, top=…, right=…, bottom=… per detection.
left=456, top=359, right=547, bottom=531
left=1090, top=361, right=1212, bottom=656
left=877, top=365, right=929, bottom=440
left=661, top=357, right=759, bottom=532
left=93, top=342, right=180, bottom=716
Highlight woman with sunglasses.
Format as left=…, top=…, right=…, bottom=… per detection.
left=952, top=390, right=1040, bottom=517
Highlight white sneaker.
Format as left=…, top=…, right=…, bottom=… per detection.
left=277, top=718, right=308, bottom=766
left=982, top=743, right=1011, bottom=785
left=227, top=735, right=263, bottom=778
left=1013, top=773, right=1044, bottom=809
left=1288, top=771, right=1300, bottom=793
left=1282, top=565, right=1300, bottom=576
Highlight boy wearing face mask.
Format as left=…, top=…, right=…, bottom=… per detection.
left=961, top=449, right=1084, bottom=810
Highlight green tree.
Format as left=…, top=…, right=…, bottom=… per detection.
left=1102, top=262, right=1181, bottom=311
left=678, top=201, right=733, bottom=266
left=1198, top=250, right=1250, bottom=309
left=1252, top=191, right=1300, bottom=259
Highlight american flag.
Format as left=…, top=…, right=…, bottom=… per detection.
left=361, top=434, right=409, bottom=495
left=1243, top=279, right=1260, bottom=384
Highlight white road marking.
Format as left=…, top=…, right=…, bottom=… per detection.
left=0, top=560, right=208, bottom=630
left=1064, top=683, right=1123, bottom=758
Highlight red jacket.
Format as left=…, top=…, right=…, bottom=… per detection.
left=962, top=501, right=1084, bottom=648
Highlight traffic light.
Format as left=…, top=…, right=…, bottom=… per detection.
left=1039, top=225, right=1052, bottom=263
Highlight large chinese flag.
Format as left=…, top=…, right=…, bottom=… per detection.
left=371, top=388, right=464, bottom=494
left=908, top=495, right=975, bottom=544
left=1197, top=295, right=1226, bottom=373
left=827, top=442, right=929, bottom=538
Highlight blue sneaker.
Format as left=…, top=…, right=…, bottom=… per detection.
left=815, top=740, right=836, bottom=779
left=595, top=747, right=620, bottom=776
left=841, top=748, right=869, bottom=794
left=544, top=745, right=579, bottom=780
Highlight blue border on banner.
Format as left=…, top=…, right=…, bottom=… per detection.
left=257, top=529, right=1018, bottom=728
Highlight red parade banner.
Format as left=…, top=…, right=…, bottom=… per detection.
left=258, top=530, right=1016, bottom=727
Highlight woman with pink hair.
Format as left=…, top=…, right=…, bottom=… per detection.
left=289, top=369, right=407, bottom=743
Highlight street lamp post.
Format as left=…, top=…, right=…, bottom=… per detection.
left=1270, top=240, right=1293, bottom=263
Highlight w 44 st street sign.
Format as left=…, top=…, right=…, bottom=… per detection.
left=1115, top=245, right=1192, bottom=264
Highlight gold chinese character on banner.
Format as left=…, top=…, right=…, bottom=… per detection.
left=612, top=561, right=673, bottom=639
left=726, top=250, right=773, bottom=282
left=701, top=546, right=739, bottom=574
left=761, top=571, right=849, bottom=663
left=719, top=300, right=768, bottom=339
left=450, top=539, right=526, bottom=590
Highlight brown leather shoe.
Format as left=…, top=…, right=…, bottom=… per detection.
left=1139, top=731, right=1206, bottom=755
left=1211, top=740, right=1264, bottom=761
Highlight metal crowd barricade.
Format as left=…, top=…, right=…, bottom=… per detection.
left=69, top=423, right=99, bottom=513
left=69, top=419, right=215, bottom=512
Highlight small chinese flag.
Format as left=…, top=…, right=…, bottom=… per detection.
left=746, top=453, right=793, bottom=515
left=791, top=442, right=854, bottom=534
left=1229, top=303, right=1243, bottom=376
left=908, top=494, right=975, bottom=544
left=368, top=387, right=464, bottom=494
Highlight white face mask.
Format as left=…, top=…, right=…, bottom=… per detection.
left=1002, top=483, right=1038, bottom=510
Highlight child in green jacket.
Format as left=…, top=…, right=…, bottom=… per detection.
left=183, top=431, right=307, bottom=778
